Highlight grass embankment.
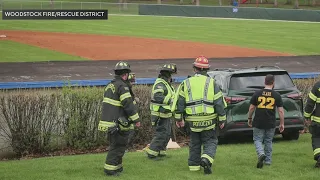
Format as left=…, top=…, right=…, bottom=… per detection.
left=0, top=134, right=318, bottom=180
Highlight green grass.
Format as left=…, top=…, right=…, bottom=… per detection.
left=0, top=134, right=319, bottom=180
left=1, top=15, right=320, bottom=57
left=0, top=40, right=87, bottom=62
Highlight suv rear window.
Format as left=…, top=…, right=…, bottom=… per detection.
left=229, top=72, right=295, bottom=90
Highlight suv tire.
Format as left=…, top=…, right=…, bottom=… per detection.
left=282, top=131, right=300, bottom=140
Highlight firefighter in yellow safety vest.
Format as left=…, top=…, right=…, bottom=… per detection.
left=172, top=56, right=227, bottom=175
left=144, top=63, right=177, bottom=160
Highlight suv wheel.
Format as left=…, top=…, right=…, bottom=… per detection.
left=282, top=131, right=300, bottom=140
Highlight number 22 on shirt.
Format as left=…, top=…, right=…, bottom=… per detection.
left=257, top=96, right=275, bottom=109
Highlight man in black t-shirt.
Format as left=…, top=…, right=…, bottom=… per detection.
left=247, top=74, right=285, bottom=169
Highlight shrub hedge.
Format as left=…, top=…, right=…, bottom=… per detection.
left=0, top=78, right=318, bottom=158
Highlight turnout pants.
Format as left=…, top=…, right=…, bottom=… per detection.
left=126, top=130, right=135, bottom=150
left=104, top=130, right=130, bottom=174
left=188, top=128, right=218, bottom=171
left=146, top=117, right=172, bottom=157
left=310, top=121, right=320, bottom=161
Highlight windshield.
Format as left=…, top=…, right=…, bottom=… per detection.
left=229, top=72, right=295, bottom=90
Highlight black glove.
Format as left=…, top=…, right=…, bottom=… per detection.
left=108, top=125, right=119, bottom=135
left=118, top=117, right=131, bottom=127
left=151, top=115, right=159, bottom=127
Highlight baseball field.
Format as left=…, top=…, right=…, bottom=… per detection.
left=1, top=14, right=320, bottom=62
left=1, top=1, right=320, bottom=179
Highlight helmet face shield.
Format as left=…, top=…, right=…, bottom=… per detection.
left=128, top=73, right=136, bottom=84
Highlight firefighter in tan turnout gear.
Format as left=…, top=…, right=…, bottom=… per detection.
left=145, top=63, right=177, bottom=159
left=98, top=61, right=140, bottom=176
left=304, top=80, right=320, bottom=168
left=172, top=56, right=227, bottom=175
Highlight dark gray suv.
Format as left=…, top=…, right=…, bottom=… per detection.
left=207, top=66, right=305, bottom=141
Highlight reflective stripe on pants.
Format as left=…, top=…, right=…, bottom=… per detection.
left=105, top=130, right=130, bottom=172
left=310, top=121, right=320, bottom=160
left=188, top=129, right=218, bottom=169
left=147, top=117, right=172, bottom=157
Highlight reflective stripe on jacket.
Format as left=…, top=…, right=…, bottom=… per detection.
left=150, top=77, right=175, bottom=118
left=172, top=73, right=227, bottom=132
left=98, top=76, right=140, bottom=132
left=304, top=81, right=320, bottom=123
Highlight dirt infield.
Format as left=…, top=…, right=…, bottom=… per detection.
left=1, top=30, right=313, bottom=83
left=0, top=30, right=292, bottom=60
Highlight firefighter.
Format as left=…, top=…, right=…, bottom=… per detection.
left=304, top=80, right=320, bottom=168
left=98, top=61, right=140, bottom=176
left=144, top=63, right=177, bottom=159
left=172, top=56, right=227, bottom=175
left=126, top=73, right=139, bottom=152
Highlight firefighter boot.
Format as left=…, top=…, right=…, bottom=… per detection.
left=315, top=157, right=320, bottom=168
left=117, top=167, right=124, bottom=173
left=147, top=153, right=163, bottom=161
left=158, top=149, right=167, bottom=157
left=200, top=158, right=212, bottom=175
left=104, top=169, right=120, bottom=176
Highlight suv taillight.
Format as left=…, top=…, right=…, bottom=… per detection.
left=225, top=96, right=247, bottom=104
left=287, top=92, right=302, bottom=100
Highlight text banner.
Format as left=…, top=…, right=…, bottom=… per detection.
left=2, top=9, right=108, bottom=20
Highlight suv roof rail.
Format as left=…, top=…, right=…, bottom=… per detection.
left=212, top=68, right=237, bottom=72
left=211, top=66, right=283, bottom=73
left=255, top=65, right=281, bottom=70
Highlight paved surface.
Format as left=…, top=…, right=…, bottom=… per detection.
left=0, top=55, right=320, bottom=82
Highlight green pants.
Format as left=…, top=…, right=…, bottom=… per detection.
left=104, top=130, right=129, bottom=174
left=147, top=117, right=172, bottom=157
left=188, top=127, right=218, bottom=171
left=310, top=121, right=320, bottom=161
